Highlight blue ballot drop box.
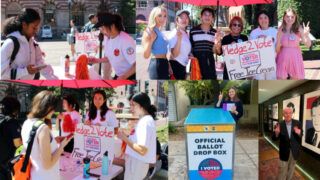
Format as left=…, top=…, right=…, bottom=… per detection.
left=185, top=108, right=236, bottom=180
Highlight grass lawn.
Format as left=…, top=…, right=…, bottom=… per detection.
left=157, top=124, right=168, bottom=143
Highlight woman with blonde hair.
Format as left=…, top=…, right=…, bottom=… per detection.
left=21, top=90, right=71, bottom=179
left=142, top=6, right=169, bottom=79
left=276, top=8, right=311, bottom=80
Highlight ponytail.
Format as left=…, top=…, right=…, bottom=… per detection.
left=147, top=104, right=157, bottom=119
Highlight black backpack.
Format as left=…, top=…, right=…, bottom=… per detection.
left=1, top=36, right=40, bottom=80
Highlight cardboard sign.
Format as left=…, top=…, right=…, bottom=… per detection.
left=222, top=37, right=276, bottom=80
left=71, top=123, right=115, bottom=163
left=75, top=31, right=101, bottom=56
left=187, top=132, right=234, bottom=180
left=223, top=103, right=235, bottom=111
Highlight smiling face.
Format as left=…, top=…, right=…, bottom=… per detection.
left=284, top=11, right=296, bottom=26
left=228, top=88, right=236, bottom=100
left=176, top=13, right=190, bottom=29
left=22, top=20, right=40, bottom=39
left=283, top=108, right=293, bottom=123
left=201, top=11, right=214, bottom=25
left=93, top=93, right=106, bottom=110
left=258, top=13, right=269, bottom=30
left=312, top=106, right=320, bottom=132
left=155, top=10, right=167, bottom=27
left=230, top=20, right=242, bottom=35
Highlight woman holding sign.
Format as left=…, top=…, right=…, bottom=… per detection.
left=21, top=90, right=72, bottom=179
left=250, top=10, right=278, bottom=80
left=117, top=93, right=156, bottom=180
left=84, top=90, right=118, bottom=134
left=216, top=87, right=243, bottom=123
left=216, top=16, right=248, bottom=80
left=276, top=8, right=311, bottom=80
left=56, top=95, right=80, bottom=153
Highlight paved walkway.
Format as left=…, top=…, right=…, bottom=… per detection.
left=168, top=137, right=258, bottom=180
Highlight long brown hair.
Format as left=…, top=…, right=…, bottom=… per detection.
left=225, top=87, right=240, bottom=102
left=28, top=90, right=58, bottom=129
left=281, top=8, right=300, bottom=34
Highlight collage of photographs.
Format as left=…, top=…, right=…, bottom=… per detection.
left=0, top=0, right=320, bottom=180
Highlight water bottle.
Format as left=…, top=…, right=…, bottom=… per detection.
left=65, top=54, right=70, bottom=76
left=102, top=151, right=109, bottom=175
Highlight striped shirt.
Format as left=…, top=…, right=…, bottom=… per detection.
left=190, top=25, right=217, bottom=54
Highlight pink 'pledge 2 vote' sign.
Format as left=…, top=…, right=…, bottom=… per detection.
left=222, top=37, right=276, bottom=80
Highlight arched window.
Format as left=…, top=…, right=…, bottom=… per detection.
left=43, top=3, right=56, bottom=25
left=72, top=3, right=84, bottom=27
left=6, top=2, right=22, bottom=18
left=136, top=14, right=146, bottom=21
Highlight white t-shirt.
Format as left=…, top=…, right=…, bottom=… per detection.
left=125, top=115, right=156, bottom=164
left=249, top=27, right=278, bottom=49
left=104, top=31, right=136, bottom=76
left=167, top=29, right=191, bottom=66
left=21, top=118, right=59, bottom=180
left=85, top=109, right=118, bottom=127
left=60, top=110, right=81, bottom=137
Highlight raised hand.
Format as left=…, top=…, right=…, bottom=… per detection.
left=218, top=91, right=223, bottom=101
left=294, top=126, right=301, bottom=135
left=303, top=21, right=310, bottom=36
left=145, top=27, right=157, bottom=43
left=177, top=29, right=183, bottom=40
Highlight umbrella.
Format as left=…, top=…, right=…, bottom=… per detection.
left=136, top=20, right=148, bottom=24
left=165, top=0, right=274, bottom=28
left=7, top=80, right=137, bottom=88
left=7, top=80, right=137, bottom=136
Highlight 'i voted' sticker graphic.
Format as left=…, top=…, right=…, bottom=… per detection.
left=198, top=158, right=223, bottom=179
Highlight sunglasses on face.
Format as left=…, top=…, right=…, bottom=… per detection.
left=232, top=23, right=242, bottom=27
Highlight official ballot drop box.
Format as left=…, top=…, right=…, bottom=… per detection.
left=185, top=108, right=236, bottom=180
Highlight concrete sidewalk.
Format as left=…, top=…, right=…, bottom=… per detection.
left=168, top=138, right=258, bottom=180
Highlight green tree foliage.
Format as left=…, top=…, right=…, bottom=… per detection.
left=120, top=0, right=136, bottom=34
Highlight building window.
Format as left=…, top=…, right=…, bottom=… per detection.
left=6, top=2, right=22, bottom=18
left=72, top=3, right=84, bottom=27
left=43, top=3, right=56, bottom=25
left=138, top=0, right=147, bottom=8
left=145, top=81, right=149, bottom=94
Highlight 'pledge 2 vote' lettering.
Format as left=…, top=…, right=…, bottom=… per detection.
left=222, top=38, right=273, bottom=56
left=75, top=125, right=113, bottom=138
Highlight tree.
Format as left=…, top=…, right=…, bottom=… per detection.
left=120, top=0, right=136, bottom=34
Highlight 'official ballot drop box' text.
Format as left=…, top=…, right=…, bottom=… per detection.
left=185, top=108, right=235, bottom=180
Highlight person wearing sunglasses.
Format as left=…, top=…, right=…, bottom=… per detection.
left=216, top=16, right=248, bottom=80
left=249, top=10, right=278, bottom=80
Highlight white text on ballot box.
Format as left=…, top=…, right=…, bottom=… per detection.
left=185, top=108, right=236, bottom=180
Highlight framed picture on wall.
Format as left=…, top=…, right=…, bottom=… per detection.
left=264, top=107, right=268, bottom=122
left=268, top=105, right=272, bottom=117
left=272, top=103, right=278, bottom=120
left=302, top=89, right=320, bottom=154
left=268, top=119, right=273, bottom=131
left=283, top=96, right=300, bottom=121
